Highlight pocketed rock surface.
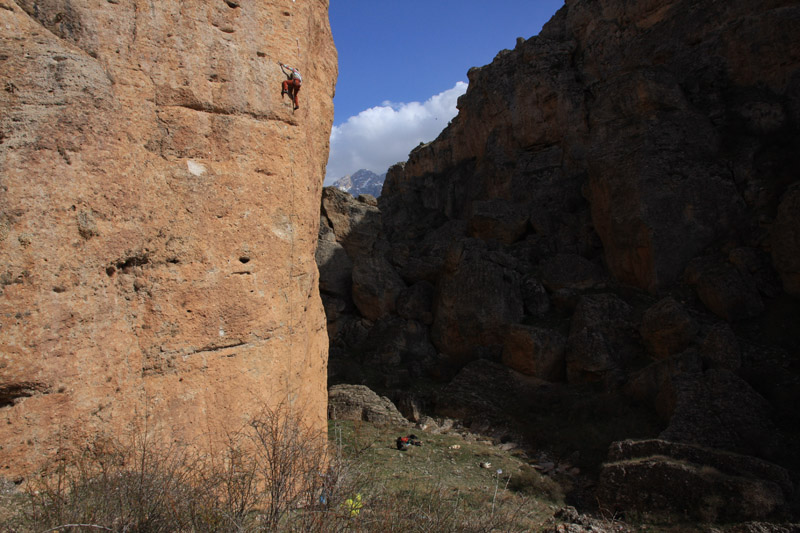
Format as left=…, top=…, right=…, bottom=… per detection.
left=0, top=0, right=337, bottom=477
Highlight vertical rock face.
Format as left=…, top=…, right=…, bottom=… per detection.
left=319, top=0, right=800, bottom=519
left=371, top=0, right=800, bottom=400
left=382, top=0, right=799, bottom=294
left=0, top=0, right=336, bottom=476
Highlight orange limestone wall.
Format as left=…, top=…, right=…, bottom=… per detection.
left=0, top=0, right=337, bottom=477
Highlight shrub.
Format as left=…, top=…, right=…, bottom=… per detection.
left=12, top=409, right=551, bottom=532
left=25, top=432, right=204, bottom=532
left=20, top=403, right=346, bottom=532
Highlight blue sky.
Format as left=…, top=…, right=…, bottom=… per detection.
left=324, top=0, right=564, bottom=183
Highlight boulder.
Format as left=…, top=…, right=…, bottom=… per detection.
left=316, top=221, right=353, bottom=300
left=723, top=522, right=800, bottom=533
left=357, top=194, right=378, bottom=206
left=541, top=506, right=631, bottom=533
left=467, top=199, right=529, bottom=245
left=598, top=439, right=790, bottom=522
left=327, top=384, right=409, bottom=427
left=660, top=369, right=784, bottom=460
left=729, top=247, right=783, bottom=299
left=394, top=392, right=424, bottom=423
left=540, top=253, right=605, bottom=292
left=686, top=256, right=765, bottom=322
left=320, top=187, right=383, bottom=258
left=520, top=274, right=551, bottom=318
left=319, top=293, right=350, bottom=335
left=639, top=297, right=698, bottom=359
left=700, top=323, right=742, bottom=371
left=501, top=324, right=566, bottom=381
left=566, top=294, right=641, bottom=386
left=357, top=317, right=438, bottom=378
left=390, top=220, right=468, bottom=284
left=606, top=440, right=793, bottom=495
left=624, top=350, right=703, bottom=419
left=436, top=359, right=541, bottom=427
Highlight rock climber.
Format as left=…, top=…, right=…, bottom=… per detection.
left=280, top=62, right=302, bottom=110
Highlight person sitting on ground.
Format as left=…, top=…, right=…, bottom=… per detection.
left=396, top=434, right=422, bottom=450
left=280, top=62, right=302, bottom=110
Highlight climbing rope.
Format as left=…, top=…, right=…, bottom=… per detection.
left=286, top=155, right=297, bottom=406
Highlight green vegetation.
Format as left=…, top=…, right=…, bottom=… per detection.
left=332, top=419, right=563, bottom=501
left=329, top=419, right=563, bottom=529
left=0, top=409, right=558, bottom=532
left=0, top=411, right=714, bottom=532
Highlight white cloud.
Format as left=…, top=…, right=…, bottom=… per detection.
left=325, top=81, right=468, bottom=184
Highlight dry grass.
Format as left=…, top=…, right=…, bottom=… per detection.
left=0, top=408, right=556, bottom=532
left=0, top=412, right=730, bottom=532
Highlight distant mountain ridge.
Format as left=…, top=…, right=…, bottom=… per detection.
left=332, top=169, right=386, bottom=198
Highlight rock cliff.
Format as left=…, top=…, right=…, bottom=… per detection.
left=1, top=0, right=336, bottom=477
left=319, top=0, right=799, bottom=521
left=378, top=0, right=800, bottom=417
left=383, top=0, right=799, bottom=295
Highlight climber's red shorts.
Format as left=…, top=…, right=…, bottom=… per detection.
left=282, top=79, right=302, bottom=107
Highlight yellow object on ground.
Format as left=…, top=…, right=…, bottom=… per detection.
left=344, top=493, right=363, bottom=517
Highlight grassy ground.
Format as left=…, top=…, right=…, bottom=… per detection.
left=0, top=422, right=559, bottom=532
left=328, top=419, right=714, bottom=533
left=0, top=417, right=750, bottom=532
left=328, top=418, right=564, bottom=531
left=331, top=418, right=563, bottom=501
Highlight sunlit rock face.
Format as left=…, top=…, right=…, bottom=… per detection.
left=0, top=0, right=337, bottom=477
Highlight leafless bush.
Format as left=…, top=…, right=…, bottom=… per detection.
left=246, top=402, right=329, bottom=530
left=25, top=430, right=204, bottom=532
left=195, top=430, right=260, bottom=531
left=19, top=404, right=365, bottom=532
left=15, top=407, right=540, bottom=532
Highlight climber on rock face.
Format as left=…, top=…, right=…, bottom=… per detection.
left=280, top=63, right=302, bottom=110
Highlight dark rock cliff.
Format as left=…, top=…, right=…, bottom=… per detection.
left=383, top=0, right=799, bottom=295
left=318, top=0, right=800, bottom=523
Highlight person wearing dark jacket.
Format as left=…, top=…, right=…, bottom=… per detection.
left=396, top=434, right=421, bottom=450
